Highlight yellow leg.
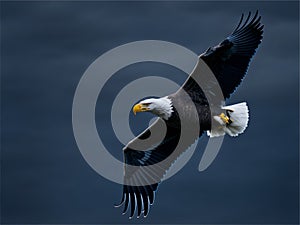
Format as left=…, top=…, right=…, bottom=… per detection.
left=219, top=113, right=233, bottom=125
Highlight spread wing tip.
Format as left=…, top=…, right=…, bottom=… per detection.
left=232, top=10, right=264, bottom=37
left=117, top=185, right=156, bottom=219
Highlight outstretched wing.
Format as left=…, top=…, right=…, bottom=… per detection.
left=116, top=118, right=200, bottom=218
left=184, top=11, right=264, bottom=100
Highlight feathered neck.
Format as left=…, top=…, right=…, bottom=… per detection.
left=151, top=97, right=173, bottom=120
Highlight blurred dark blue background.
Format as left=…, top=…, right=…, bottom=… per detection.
left=1, top=1, right=299, bottom=224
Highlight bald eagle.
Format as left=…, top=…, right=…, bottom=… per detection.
left=115, top=11, right=263, bottom=218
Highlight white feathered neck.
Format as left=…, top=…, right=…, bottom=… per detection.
left=140, top=97, right=173, bottom=120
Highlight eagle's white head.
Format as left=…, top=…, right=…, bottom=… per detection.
left=132, top=97, right=173, bottom=120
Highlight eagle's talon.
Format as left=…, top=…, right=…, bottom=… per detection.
left=220, top=112, right=233, bottom=125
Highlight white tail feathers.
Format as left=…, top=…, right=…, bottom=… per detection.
left=207, top=102, right=249, bottom=137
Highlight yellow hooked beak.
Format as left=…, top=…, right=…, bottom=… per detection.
left=132, top=103, right=149, bottom=115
